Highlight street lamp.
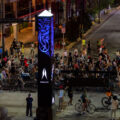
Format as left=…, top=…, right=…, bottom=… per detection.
left=98, top=0, right=101, bottom=23
left=1, top=0, right=5, bottom=58
left=79, top=0, right=85, bottom=39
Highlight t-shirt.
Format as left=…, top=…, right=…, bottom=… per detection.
left=59, top=90, right=64, bottom=98
left=64, top=51, right=67, bottom=57
left=111, top=99, right=118, bottom=110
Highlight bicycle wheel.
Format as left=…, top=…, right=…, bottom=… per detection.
left=101, top=97, right=109, bottom=107
left=75, top=103, right=83, bottom=113
left=87, top=104, right=96, bottom=114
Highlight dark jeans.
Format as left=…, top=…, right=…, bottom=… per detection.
left=26, top=105, right=32, bottom=116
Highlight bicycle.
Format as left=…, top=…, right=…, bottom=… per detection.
left=101, top=94, right=120, bottom=108
left=75, top=99, right=96, bottom=114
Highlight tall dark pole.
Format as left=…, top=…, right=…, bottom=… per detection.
left=46, top=0, right=48, bottom=10
left=98, top=0, right=101, bottom=23
left=80, top=0, right=84, bottom=39
left=36, top=10, right=54, bottom=120
left=82, top=0, right=84, bottom=35
left=1, top=0, right=5, bottom=58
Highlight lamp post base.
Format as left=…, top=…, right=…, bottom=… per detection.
left=36, top=107, right=52, bottom=120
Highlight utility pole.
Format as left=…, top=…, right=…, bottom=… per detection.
left=46, top=0, right=48, bottom=10
left=1, top=0, right=5, bottom=58
left=98, top=0, right=101, bottom=23
left=79, top=0, right=85, bottom=39
left=82, top=0, right=85, bottom=37
left=29, top=1, right=32, bottom=22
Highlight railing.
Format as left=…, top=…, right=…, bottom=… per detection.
left=61, top=70, right=117, bottom=87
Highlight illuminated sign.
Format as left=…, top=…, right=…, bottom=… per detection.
left=42, top=68, right=47, bottom=80
left=38, top=10, right=54, bottom=57
left=38, top=17, right=51, bottom=56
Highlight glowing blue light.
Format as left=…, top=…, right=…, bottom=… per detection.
left=51, top=17, right=54, bottom=57
left=38, top=17, right=51, bottom=56
left=37, top=11, right=54, bottom=57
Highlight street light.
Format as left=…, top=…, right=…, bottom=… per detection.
left=98, top=0, right=101, bottom=23
left=1, top=0, right=5, bottom=58
left=79, top=0, right=85, bottom=39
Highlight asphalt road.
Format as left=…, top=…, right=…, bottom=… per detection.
left=74, top=9, right=120, bottom=59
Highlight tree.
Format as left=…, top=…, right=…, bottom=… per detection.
left=66, top=18, right=79, bottom=42
left=77, top=12, right=92, bottom=33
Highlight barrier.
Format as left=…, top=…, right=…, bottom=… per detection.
left=61, top=70, right=117, bottom=87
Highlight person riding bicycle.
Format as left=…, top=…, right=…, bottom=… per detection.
left=105, top=88, right=112, bottom=104
left=81, top=88, right=88, bottom=111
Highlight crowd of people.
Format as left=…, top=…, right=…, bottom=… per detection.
left=54, top=47, right=120, bottom=87
left=54, top=39, right=120, bottom=113
left=0, top=39, right=38, bottom=89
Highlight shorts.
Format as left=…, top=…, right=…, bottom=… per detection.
left=59, top=97, right=63, bottom=104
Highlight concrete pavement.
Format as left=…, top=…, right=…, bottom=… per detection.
left=0, top=90, right=120, bottom=120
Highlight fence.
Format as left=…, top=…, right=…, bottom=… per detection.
left=61, top=70, right=117, bottom=87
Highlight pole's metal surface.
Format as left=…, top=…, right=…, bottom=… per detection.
left=1, top=0, right=5, bottom=58
left=98, top=0, right=101, bottom=23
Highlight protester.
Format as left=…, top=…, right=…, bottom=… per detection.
left=67, top=86, right=73, bottom=105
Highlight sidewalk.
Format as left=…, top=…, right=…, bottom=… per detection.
left=0, top=27, right=37, bottom=51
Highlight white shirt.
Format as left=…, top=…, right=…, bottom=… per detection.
left=111, top=99, right=118, bottom=110
left=64, top=51, right=67, bottom=57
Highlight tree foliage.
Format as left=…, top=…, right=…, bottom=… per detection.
left=66, top=18, right=79, bottom=42
left=86, top=0, right=115, bottom=15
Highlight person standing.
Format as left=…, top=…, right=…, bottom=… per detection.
left=87, top=40, right=91, bottom=54
left=117, top=66, right=120, bottom=88
left=58, top=86, right=64, bottom=111
left=68, top=52, right=72, bottom=68
left=81, top=88, right=88, bottom=112
left=30, top=42, right=35, bottom=57
left=67, top=86, right=73, bottom=105
left=26, top=93, right=33, bottom=117
left=111, top=95, right=118, bottom=120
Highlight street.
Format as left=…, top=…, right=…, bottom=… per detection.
left=73, top=9, right=120, bottom=58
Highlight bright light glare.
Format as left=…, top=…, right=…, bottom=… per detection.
left=38, top=10, right=53, bottom=17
